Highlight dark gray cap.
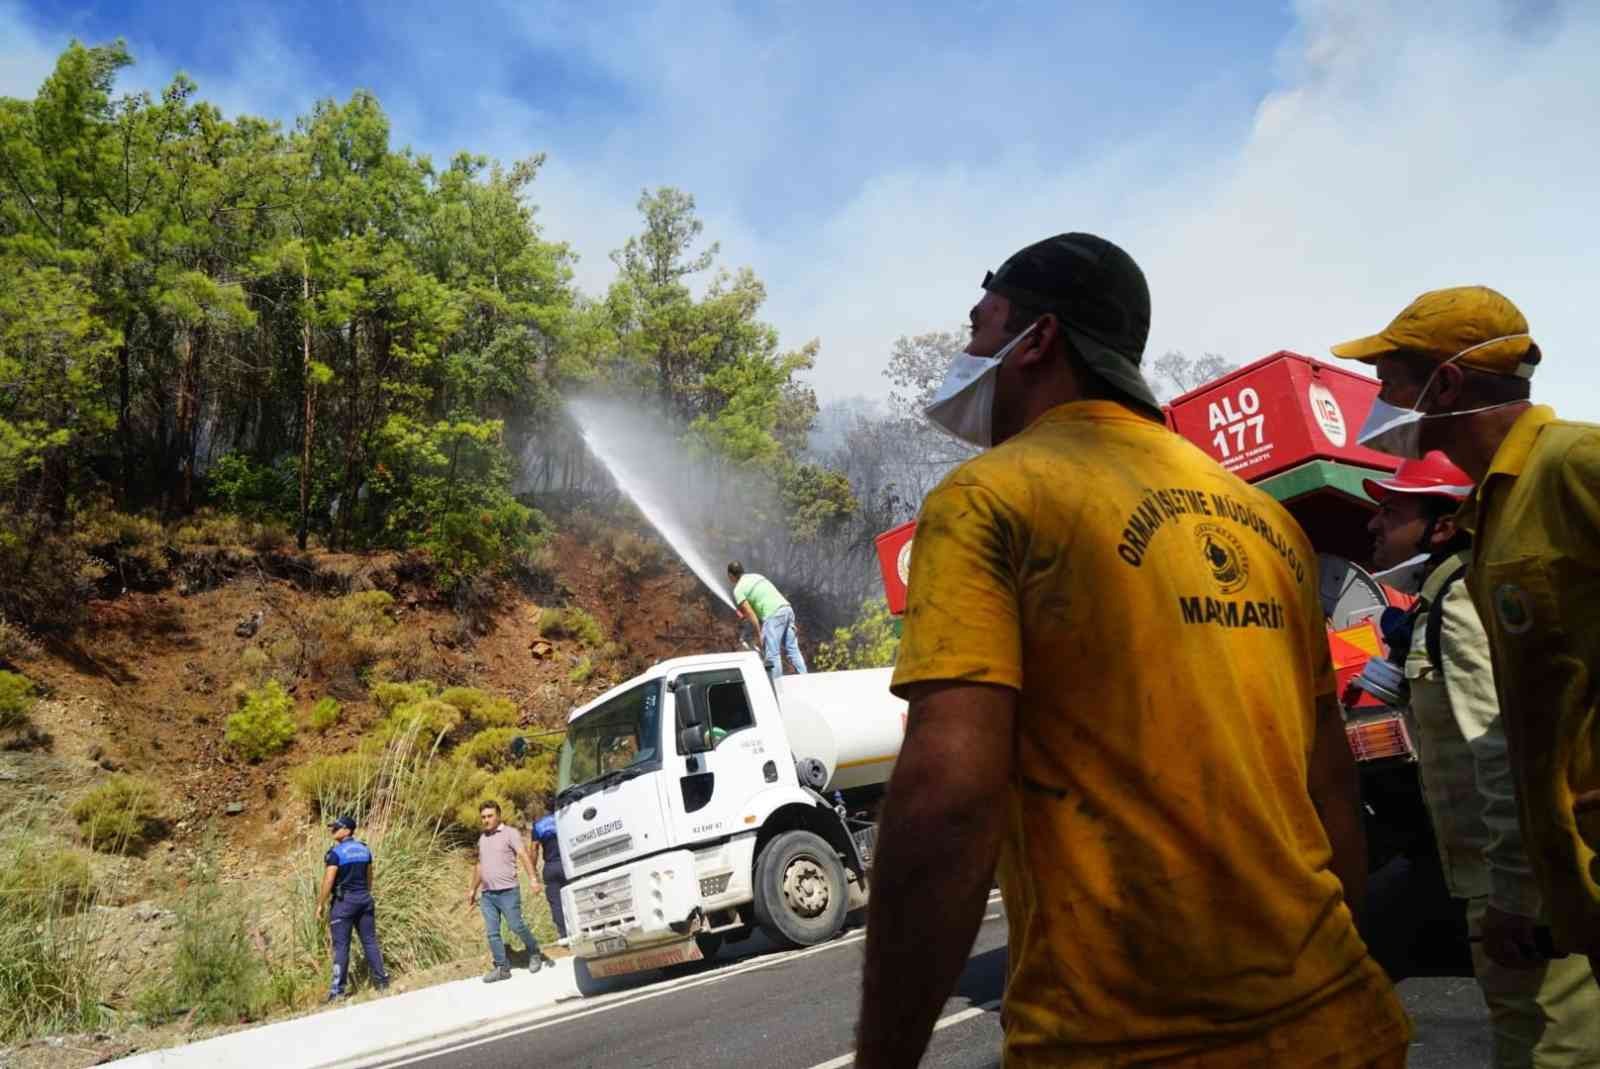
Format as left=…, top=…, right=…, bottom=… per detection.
left=982, top=233, right=1159, bottom=412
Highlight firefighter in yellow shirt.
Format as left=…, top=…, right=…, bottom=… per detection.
left=856, top=232, right=1408, bottom=1069
left=1333, top=285, right=1600, bottom=983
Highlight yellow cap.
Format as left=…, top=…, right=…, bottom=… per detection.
left=1331, top=286, right=1537, bottom=377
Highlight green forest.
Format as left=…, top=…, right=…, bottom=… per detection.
left=0, top=41, right=910, bottom=636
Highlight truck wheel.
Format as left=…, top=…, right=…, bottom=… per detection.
left=752, top=830, right=849, bottom=949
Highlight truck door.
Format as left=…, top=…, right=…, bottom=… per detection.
left=664, top=667, right=787, bottom=843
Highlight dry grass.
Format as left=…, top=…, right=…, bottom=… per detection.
left=0, top=799, right=107, bottom=1042
left=69, top=774, right=166, bottom=855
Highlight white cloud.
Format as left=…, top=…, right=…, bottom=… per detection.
left=0, top=2, right=61, bottom=98
left=744, top=0, right=1600, bottom=422
left=1138, top=0, right=1600, bottom=418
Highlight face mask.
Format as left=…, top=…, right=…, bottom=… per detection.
left=1356, top=333, right=1531, bottom=458
left=1372, top=552, right=1429, bottom=595
left=924, top=321, right=1039, bottom=449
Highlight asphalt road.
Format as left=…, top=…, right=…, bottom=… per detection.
left=393, top=893, right=1488, bottom=1069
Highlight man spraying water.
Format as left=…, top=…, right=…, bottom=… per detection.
left=727, top=561, right=807, bottom=684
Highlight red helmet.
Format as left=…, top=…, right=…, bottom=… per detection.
left=1362, top=451, right=1474, bottom=503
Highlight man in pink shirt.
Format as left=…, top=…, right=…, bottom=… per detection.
left=468, top=801, right=554, bottom=982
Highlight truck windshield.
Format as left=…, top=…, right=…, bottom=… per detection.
left=558, top=680, right=663, bottom=795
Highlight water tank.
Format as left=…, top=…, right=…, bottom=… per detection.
left=775, top=668, right=905, bottom=792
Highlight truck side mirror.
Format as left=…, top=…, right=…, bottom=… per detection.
left=678, top=726, right=711, bottom=754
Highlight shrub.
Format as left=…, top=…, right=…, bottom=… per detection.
left=0, top=810, right=106, bottom=1041
left=0, top=670, right=37, bottom=731
left=0, top=509, right=106, bottom=630
left=289, top=747, right=383, bottom=823
left=173, top=509, right=295, bottom=553
left=365, top=629, right=444, bottom=685
left=0, top=615, right=40, bottom=662
left=443, top=764, right=497, bottom=831
left=237, top=645, right=272, bottom=684
left=225, top=681, right=298, bottom=760
left=309, top=591, right=398, bottom=681
left=308, top=697, right=341, bottom=733
left=565, top=508, right=603, bottom=542
left=814, top=597, right=900, bottom=671
left=607, top=530, right=665, bottom=578
left=74, top=508, right=171, bottom=589
left=70, top=774, right=165, bottom=854
left=135, top=852, right=270, bottom=1026
left=438, top=686, right=518, bottom=729
left=206, top=452, right=294, bottom=521
left=455, top=727, right=524, bottom=773
left=483, top=764, right=557, bottom=825
left=373, top=679, right=438, bottom=713
left=6, top=841, right=95, bottom=916
left=379, top=698, right=461, bottom=746
left=412, top=501, right=549, bottom=595
left=568, top=656, right=594, bottom=685
left=539, top=606, right=603, bottom=647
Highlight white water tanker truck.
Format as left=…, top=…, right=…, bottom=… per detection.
left=553, top=654, right=904, bottom=984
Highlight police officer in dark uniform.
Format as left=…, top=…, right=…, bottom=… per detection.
left=531, top=811, right=567, bottom=939
left=317, top=815, right=391, bottom=1001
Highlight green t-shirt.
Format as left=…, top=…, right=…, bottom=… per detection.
left=733, top=573, right=789, bottom=622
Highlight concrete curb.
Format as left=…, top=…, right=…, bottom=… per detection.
left=104, top=960, right=587, bottom=1069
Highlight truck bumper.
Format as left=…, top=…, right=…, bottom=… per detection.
left=563, top=848, right=702, bottom=965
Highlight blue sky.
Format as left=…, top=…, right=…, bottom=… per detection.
left=4, top=1, right=1598, bottom=419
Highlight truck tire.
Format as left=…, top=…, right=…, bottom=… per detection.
left=752, top=830, right=849, bottom=949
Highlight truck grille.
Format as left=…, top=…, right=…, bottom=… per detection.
left=574, top=874, right=634, bottom=933
left=571, top=834, right=633, bottom=869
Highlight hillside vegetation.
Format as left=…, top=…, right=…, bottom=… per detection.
left=0, top=41, right=929, bottom=1061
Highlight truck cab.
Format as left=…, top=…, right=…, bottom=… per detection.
left=554, top=651, right=897, bottom=982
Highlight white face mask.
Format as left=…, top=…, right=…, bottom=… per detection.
left=1372, top=552, right=1430, bottom=595
left=924, top=321, right=1039, bottom=449
left=1356, top=333, right=1531, bottom=458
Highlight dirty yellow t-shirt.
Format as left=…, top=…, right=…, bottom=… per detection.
left=892, top=401, right=1407, bottom=1067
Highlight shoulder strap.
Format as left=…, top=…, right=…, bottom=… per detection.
left=1422, top=553, right=1471, bottom=675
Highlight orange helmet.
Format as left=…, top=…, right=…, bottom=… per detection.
left=1362, top=451, right=1474, bottom=503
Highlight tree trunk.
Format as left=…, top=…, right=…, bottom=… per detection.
left=297, top=257, right=315, bottom=551
left=173, top=328, right=196, bottom=515
left=118, top=318, right=134, bottom=508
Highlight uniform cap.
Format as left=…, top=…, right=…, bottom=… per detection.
left=1331, top=286, right=1537, bottom=378
left=327, top=815, right=356, bottom=831
left=1361, top=451, right=1475, bottom=503
left=982, top=232, right=1159, bottom=412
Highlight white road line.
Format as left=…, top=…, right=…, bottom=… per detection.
left=359, top=891, right=1008, bottom=1069
left=804, top=998, right=1003, bottom=1069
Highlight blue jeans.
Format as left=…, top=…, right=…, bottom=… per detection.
left=329, top=896, right=388, bottom=993
left=479, top=887, right=539, bottom=968
left=761, top=606, right=807, bottom=683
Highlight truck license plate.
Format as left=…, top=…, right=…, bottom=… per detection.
left=588, top=938, right=703, bottom=978
left=594, top=936, right=627, bottom=955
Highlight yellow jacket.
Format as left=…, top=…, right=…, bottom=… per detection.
left=1460, top=404, right=1600, bottom=956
